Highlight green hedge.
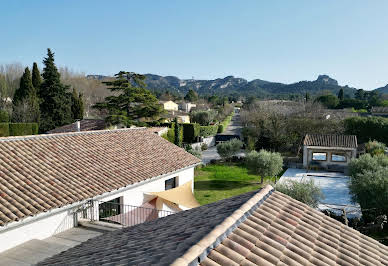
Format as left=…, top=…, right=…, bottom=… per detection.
left=182, top=123, right=200, bottom=143
left=9, top=123, right=39, bottom=136
left=199, top=125, right=219, bottom=137
left=161, top=122, right=183, bottom=144
left=0, top=110, right=9, bottom=123
left=345, top=116, right=388, bottom=145
left=0, top=123, right=9, bottom=137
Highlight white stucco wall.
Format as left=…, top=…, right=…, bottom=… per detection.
left=0, top=166, right=195, bottom=253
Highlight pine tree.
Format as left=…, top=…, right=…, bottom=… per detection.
left=39, top=48, right=72, bottom=132
left=184, top=89, right=198, bottom=102
left=32, top=62, right=42, bottom=91
left=12, top=67, right=40, bottom=123
left=71, top=88, right=84, bottom=120
left=338, top=88, right=344, bottom=101
left=93, top=71, right=163, bottom=122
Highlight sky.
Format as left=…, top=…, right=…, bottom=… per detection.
left=0, top=0, right=388, bottom=90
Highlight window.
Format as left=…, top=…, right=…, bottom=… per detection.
left=331, top=154, right=346, bottom=162
left=312, top=152, right=327, bottom=161
left=165, top=177, right=178, bottom=190
left=99, top=197, right=121, bottom=219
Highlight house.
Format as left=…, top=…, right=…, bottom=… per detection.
left=303, top=134, right=357, bottom=172
left=371, top=106, right=388, bottom=117
left=38, top=185, right=388, bottom=265
left=162, top=110, right=191, bottom=123
left=180, top=102, right=197, bottom=112
left=0, top=128, right=200, bottom=253
left=46, top=119, right=107, bottom=134
left=160, top=100, right=179, bottom=111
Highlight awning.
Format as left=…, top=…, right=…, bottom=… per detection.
left=149, top=181, right=200, bottom=209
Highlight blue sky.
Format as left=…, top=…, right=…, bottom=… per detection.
left=1, top=0, right=387, bottom=90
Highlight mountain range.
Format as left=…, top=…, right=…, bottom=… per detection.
left=87, top=74, right=387, bottom=98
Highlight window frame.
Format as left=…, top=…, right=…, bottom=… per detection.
left=331, top=153, right=347, bottom=163
left=165, top=176, right=178, bottom=190
left=312, top=152, right=327, bottom=161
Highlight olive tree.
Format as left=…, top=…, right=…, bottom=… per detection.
left=245, top=150, right=283, bottom=183
left=216, top=139, right=243, bottom=161
left=276, top=179, right=324, bottom=208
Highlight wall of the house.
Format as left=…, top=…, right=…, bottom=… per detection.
left=303, top=146, right=357, bottom=169
left=0, top=166, right=195, bottom=253
left=163, top=101, right=178, bottom=111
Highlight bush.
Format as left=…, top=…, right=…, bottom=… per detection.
left=9, top=123, right=39, bottom=136
left=365, top=140, right=387, bottom=156
left=182, top=123, right=200, bottom=143
left=314, top=94, right=339, bottom=109
left=217, top=124, right=224, bottom=133
left=0, top=123, right=9, bottom=137
left=199, top=125, right=219, bottom=137
left=276, top=179, right=324, bottom=208
left=185, top=145, right=202, bottom=159
left=0, top=110, right=9, bottom=123
left=201, top=143, right=208, bottom=151
left=345, top=116, right=388, bottom=145
left=216, top=139, right=243, bottom=161
left=190, top=110, right=217, bottom=126
left=245, top=150, right=283, bottom=183
left=348, top=154, right=388, bottom=221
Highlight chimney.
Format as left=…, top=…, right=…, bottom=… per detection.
left=75, top=120, right=81, bottom=132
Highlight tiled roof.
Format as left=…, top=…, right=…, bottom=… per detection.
left=303, top=134, right=358, bottom=148
left=0, top=128, right=200, bottom=226
left=46, top=119, right=107, bottom=134
left=38, top=185, right=388, bottom=266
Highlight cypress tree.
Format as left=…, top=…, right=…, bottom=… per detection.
left=338, top=88, right=344, bottom=101
left=32, top=62, right=42, bottom=91
left=71, top=88, right=84, bottom=120
left=12, top=67, right=40, bottom=122
left=39, top=48, right=72, bottom=132
left=174, top=117, right=182, bottom=147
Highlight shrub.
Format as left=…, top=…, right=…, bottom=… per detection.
left=190, top=110, right=217, bottom=126
left=182, top=123, right=200, bottom=143
left=0, top=110, right=9, bottom=123
left=365, top=140, right=386, bottom=156
left=245, top=150, right=283, bottom=183
left=185, top=145, right=202, bottom=159
left=345, top=116, right=388, bottom=145
left=216, top=138, right=243, bottom=161
left=0, top=123, right=9, bottom=137
left=161, top=122, right=183, bottom=144
left=276, top=179, right=324, bottom=208
left=217, top=124, right=224, bottom=133
left=9, top=123, right=39, bottom=136
left=348, top=154, right=388, bottom=221
left=201, top=143, right=208, bottom=151
left=314, top=94, right=339, bottom=109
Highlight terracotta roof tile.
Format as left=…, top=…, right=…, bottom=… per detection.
left=303, top=134, right=358, bottom=148
left=0, top=128, right=200, bottom=226
left=38, top=186, right=388, bottom=266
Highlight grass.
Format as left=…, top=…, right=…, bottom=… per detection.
left=194, top=163, right=274, bottom=205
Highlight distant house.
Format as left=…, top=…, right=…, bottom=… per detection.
left=303, top=134, right=357, bottom=172
left=162, top=110, right=191, bottom=123
left=0, top=128, right=200, bottom=253
left=160, top=100, right=178, bottom=111
left=179, top=102, right=196, bottom=112
left=38, top=185, right=388, bottom=266
left=371, top=106, right=388, bottom=117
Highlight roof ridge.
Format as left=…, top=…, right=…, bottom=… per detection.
left=171, top=185, right=274, bottom=266
left=0, top=127, right=148, bottom=142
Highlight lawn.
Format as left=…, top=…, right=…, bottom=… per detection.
left=194, top=163, right=274, bottom=205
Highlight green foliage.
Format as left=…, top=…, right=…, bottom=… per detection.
left=184, top=89, right=198, bottom=102
left=245, top=150, right=283, bottom=183
left=9, top=123, right=38, bottom=136
left=0, top=123, right=9, bottom=137
left=217, top=124, right=224, bottom=133
left=161, top=122, right=183, bottom=144
left=39, top=49, right=72, bottom=132
left=365, top=140, right=387, bottom=156
left=71, top=88, right=84, bottom=120
left=185, top=145, right=202, bottom=158
left=348, top=154, right=388, bottom=220
left=201, top=143, right=208, bottom=151
left=199, top=125, right=219, bottom=137
left=276, top=180, right=324, bottom=208
left=0, top=110, right=9, bottom=122
left=344, top=116, right=388, bottom=145
left=31, top=62, right=42, bottom=90
left=190, top=110, right=217, bottom=126
left=182, top=123, right=200, bottom=143
left=216, top=139, right=243, bottom=161
left=174, top=118, right=182, bottom=147
left=337, top=88, right=344, bottom=101
left=338, top=98, right=367, bottom=110
left=314, top=94, right=339, bottom=109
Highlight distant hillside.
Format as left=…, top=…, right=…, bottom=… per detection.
left=375, top=84, right=388, bottom=94
left=87, top=74, right=360, bottom=98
